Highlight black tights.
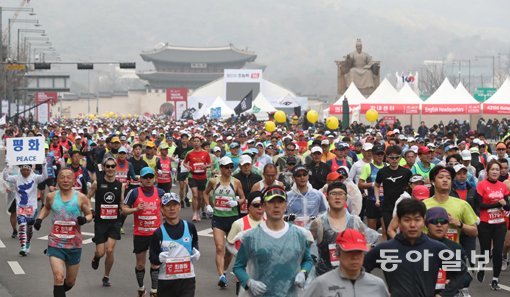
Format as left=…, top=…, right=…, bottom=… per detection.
left=478, top=222, right=507, bottom=278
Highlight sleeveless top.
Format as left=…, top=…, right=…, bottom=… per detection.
left=158, top=221, right=195, bottom=280
left=133, top=187, right=161, bottom=236
left=48, top=190, right=83, bottom=249
left=367, top=163, right=385, bottom=202
left=94, top=175, right=122, bottom=223
left=211, top=178, right=238, bottom=218
left=115, top=162, right=129, bottom=184
left=157, top=156, right=172, bottom=184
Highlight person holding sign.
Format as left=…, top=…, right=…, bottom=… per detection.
left=33, top=168, right=93, bottom=297
left=3, top=161, right=48, bottom=256
left=203, top=156, right=245, bottom=288
left=87, top=157, right=124, bottom=287
left=149, top=192, right=200, bottom=297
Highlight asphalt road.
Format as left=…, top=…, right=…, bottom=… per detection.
left=0, top=154, right=509, bottom=296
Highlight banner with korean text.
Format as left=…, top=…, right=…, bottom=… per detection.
left=329, top=104, right=359, bottom=115
left=482, top=104, right=510, bottom=114
left=166, top=88, right=188, bottom=120
left=6, top=136, right=45, bottom=165
left=360, top=104, right=420, bottom=114
left=421, top=104, right=480, bottom=114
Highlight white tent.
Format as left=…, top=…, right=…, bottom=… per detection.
left=396, top=83, right=423, bottom=104
left=421, top=78, right=480, bottom=116
left=482, top=77, right=510, bottom=114
left=194, top=96, right=235, bottom=119
left=333, top=82, right=367, bottom=105
left=455, top=82, right=478, bottom=102
left=248, top=93, right=276, bottom=120
left=366, top=78, right=398, bottom=103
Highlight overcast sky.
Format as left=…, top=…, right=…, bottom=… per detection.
left=4, top=0, right=510, bottom=96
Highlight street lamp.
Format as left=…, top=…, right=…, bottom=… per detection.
left=18, top=28, right=47, bottom=60
left=475, top=55, right=495, bottom=88
left=8, top=18, right=40, bottom=59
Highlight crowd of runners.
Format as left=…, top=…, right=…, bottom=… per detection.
left=1, top=114, right=510, bottom=297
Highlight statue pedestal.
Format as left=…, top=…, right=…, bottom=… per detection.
left=335, top=60, right=380, bottom=97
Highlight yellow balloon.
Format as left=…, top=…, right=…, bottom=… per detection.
left=326, top=116, right=339, bottom=130
left=274, top=110, right=286, bottom=123
left=306, top=110, right=319, bottom=124
left=265, top=121, right=276, bottom=132
left=365, top=109, right=379, bottom=122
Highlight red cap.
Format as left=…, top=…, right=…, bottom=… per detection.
left=326, top=171, right=342, bottom=181
left=412, top=185, right=430, bottom=200
left=418, top=146, right=430, bottom=155
left=336, top=229, right=368, bottom=251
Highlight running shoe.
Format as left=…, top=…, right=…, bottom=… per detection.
left=476, top=270, right=484, bottom=283
left=120, top=228, right=125, bottom=235
left=502, top=258, right=508, bottom=271
left=11, top=230, right=17, bottom=238
left=218, top=273, right=228, bottom=288
left=149, top=292, right=157, bottom=297
left=457, top=288, right=471, bottom=297
left=137, top=289, right=146, bottom=297
left=490, top=280, right=500, bottom=290
left=92, top=257, right=100, bottom=270
left=185, top=198, right=191, bottom=207
left=102, top=276, right=111, bottom=287
left=19, top=246, right=27, bottom=257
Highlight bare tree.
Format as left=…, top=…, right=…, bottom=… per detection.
left=419, top=62, right=447, bottom=97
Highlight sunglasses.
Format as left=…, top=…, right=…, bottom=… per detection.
left=222, top=165, right=234, bottom=169
left=251, top=203, right=263, bottom=208
left=428, top=218, right=449, bottom=225
left=497, top=148, right=506, bottom=151
left=387, top=156, right=400, bottom=160
left=104, top=164, right=116, bottom=169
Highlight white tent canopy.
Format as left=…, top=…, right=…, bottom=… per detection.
left=484, top=77, right=510, bottom=104
left=248, top=93, right=277, bottom=120
left=396, top=83, right=423, bottom=103
left=333, top=82, right=367, bottom=105
left=194, top=96, right=235, bottom=119
left=455, top=82, right=477, bottom=102
left=366, top=78, right=398, bottom=103
left=423, top=78, right=479, bottom=105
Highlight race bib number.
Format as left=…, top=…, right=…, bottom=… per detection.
left=160, top=170, right=171, bottom=179
left=294, top=217, right=308, bottom=228
left=240, top=201, right=248, bottom=214
left=192, top=162, right=205, bottom=174
left=100, top=204, right=119, bottom=220
left=18, top=206, right=34, bottom=216
left=445, top=228, right=459, bottom=242
left=328, top=243, right=339, bottom=267
left=138, top=215, right=158, bottom=232
left=435, top=269, right=447, bottom=290
left=165, top=257, right=191, bottom=275
left=214, top=196, right=231, bottom=211
left=488, top=208, right=505, bottom=224
left=53, top=220, right=76, bottom=239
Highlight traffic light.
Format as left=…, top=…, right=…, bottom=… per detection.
left=34, top=62, right=51, bottom=70
left=77, top=63, right=93, bottom=70
left=119, top=62, right=136, bottom=69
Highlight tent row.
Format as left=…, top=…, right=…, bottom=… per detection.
left=329, top=77, right=510, bottom=116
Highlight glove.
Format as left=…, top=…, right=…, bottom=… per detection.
left=248, top=279, right=267, bottom=296
left=294, top=271, right=306, bottom=288
left=86, top=182, right=91, bottom=189
left=52, top=165, right=57, bottom=170
left=158, top=170, right=163, bottom=175
left=77, top=216, right=87, bottom=225
left=284, top=214, right=296, bottom=222
left=206, top=205, right=214, bottom=216
left=27, top=217, right=35, bottom=226
left=190, top=248, right=200, bottom=262
left=159, top=251, right=169, bottom=263
left=34, top=218, right=42, bottom=231
left=227, top=200, right=238, bottom=208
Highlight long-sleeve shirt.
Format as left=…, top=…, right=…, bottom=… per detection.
left=3, top=165, right=48, bottom=212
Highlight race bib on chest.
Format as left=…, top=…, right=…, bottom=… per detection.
left=53, top=220, right=76, bottom=239
left=137, top=215, right=158, bottom=232
left=214, top=196, right=231, bottom=211
left=488, top=208, right=505, bottom=224
left=328, top=243, right=339, bottom=267
left=100, top=204, right=119, bottom=219
left=18, top=206, right=34, bottom=216
left=435, top=268, right=447, bottom=290
left=165, top=257, right=191, bottom=275
left=192, top=162, right=205, bottom=173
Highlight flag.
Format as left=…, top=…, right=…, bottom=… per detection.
left=234, top=90, right=253, bottom=115
left=210, top=107, right=221, bottom=119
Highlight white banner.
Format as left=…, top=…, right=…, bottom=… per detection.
left=6, top=137, right=45, bottom=165
left=224, top=69, right=262, bottom=83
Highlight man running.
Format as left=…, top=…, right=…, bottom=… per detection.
left=3, top=162, right=48, bottom=255
left=122, top=167, right=164, bottom=297
left=34, top=168, right=93, bottom=297
left=88, top=157, right=124, bottom=287
left=184, top=135, right=211, bottom=221
left=149, top=192, right=200, bottom=297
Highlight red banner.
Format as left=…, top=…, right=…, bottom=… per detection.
left=166, top=88, right=188, bottom=120
left=35, top=92, right=58, bottom=104
left=482, top=104, right=510, bottom=114
left=35, top=92, right=57, bottom=124
left=329, top=104, right=358, bottom=114
left=421, top=104, right=480, bottom=114
left=360, top=104, right=420, bottom=114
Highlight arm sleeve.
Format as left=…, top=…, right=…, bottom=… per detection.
left=189, top=222, right=199, bottom=250
left=157, top=188, right=166, bottom=198
left=124, top=188, right=138, bottom=207
left=128, top=163, right=136, bottom=180
left=475, top=191, right=501, bottom=210
left=226, top=221, right=242, bottom=244
left=300, top=241, right=314, bottom=273
left=34, top=164, right=48, bottom=183
left=233, top=235, right=251, bottom=288
left=3, top=169, right=16, bottom=183
left=375, top=169, right=383, bottom=184
left=149, top=229, right=163, bottom=265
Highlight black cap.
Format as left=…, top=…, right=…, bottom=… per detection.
left=287, top=156, right=297, bottom=165
left=373, top=145, right=385, bottom=154
left=292, top=165, right=308, bottom=176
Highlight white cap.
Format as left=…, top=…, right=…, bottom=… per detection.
left=408, top=137, right=415, bottom=142
left=453, top=164, right=467, bottom=173
left=393, top=129, right=400, bottom=134
left=310, top=146, right=323, bottom=154
left=426, top=143, right=436, bottom=148
left=213, top=146, right=221, bottom=152
left=75, top=135, right=82, bottom=139
left=240, top=155, right=252, bottom=166
left=255, top=142, right=264, bottom=147
left=226, top=136, right=233, bottom=141
left=362, top=143, right=374, bottom=151
left=461, top=149, right=471, bottom=161
left=410, top=145, right=419, bottom=153
left=398, top=134, right=406, bottom=140
left=219, top=156, right=233, bottom=166
left=321, top=139, right=330, bottom=146
left=473, top=138, right=482, bottom=145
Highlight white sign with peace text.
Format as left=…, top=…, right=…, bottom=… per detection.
left=6, top=137, right=45, bottom=165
